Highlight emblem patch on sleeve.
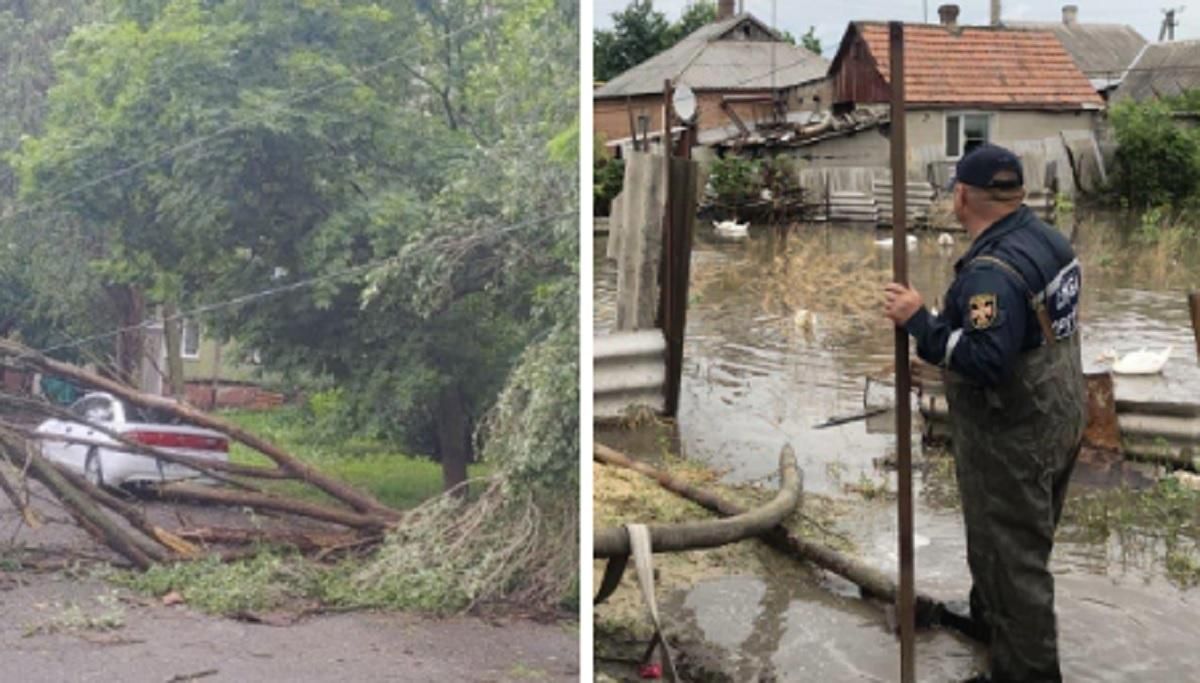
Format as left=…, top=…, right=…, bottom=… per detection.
left=968, top=293, right=998, bottom=330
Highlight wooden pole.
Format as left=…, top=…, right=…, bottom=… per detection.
left=1189, top=292, right=1200, bottom=361
left=626, top=96, right=639, bottom=152
left=659, top=79, right=685, bottom=417
left=210, top=340, right=221, bottom=410
left=888, top=20, right=916, bottom=683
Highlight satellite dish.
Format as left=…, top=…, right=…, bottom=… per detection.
left=672, top=84, right=697, bottom=123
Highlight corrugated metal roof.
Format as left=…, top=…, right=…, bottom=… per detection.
left=1008, top=21, right=1147, bottom=90
left=594, top=14, right=828, bottom=98
left=853, top=23, right=1104, bottom=109
left=1111, top=39, right=1200, bottom=103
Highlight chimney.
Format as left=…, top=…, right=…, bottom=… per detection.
left=938, top=4, right=960, bottom=28
left=1062, top=5, right=1078, bottom=25
left=990, top=0, right=1002, bottom=26
left=717, top=0, right=735, bottom=21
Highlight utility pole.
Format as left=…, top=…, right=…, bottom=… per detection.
left=888, top=21, right=916, bottom=683
left=1160, top=7, right=1183, bottom=41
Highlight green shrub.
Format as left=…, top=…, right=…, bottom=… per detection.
left=1110, top=98, right=1200, bottom=208
left=594, top=156, right=625, bottom=216
left=708, top=155, right=762, bottom=207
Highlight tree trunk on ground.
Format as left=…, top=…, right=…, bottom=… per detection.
left=0, top=340, right=398, bottom=518
left=53, top=464, right=187, bottom=560
left=162, top=303, right=186, bottom=399
left=0, top=435, right=158, bottom=569
left=435, top=383, right=472, bottom=494
left=151, top=483, right=390, bottom=530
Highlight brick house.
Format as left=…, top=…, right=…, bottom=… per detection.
left=819, top=5, right=1105, bottom=192
left=593, top=5, right=827, bottom=147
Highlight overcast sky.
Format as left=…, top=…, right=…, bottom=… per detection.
left=593, top=1, right=1197, bottom=58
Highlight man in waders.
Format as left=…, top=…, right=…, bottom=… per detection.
left=882, top=144, right=1087, bottom=682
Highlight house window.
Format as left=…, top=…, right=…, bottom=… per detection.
left=945, top=113, right=992, bottom=158
left=182, top=320, right=201, bottom=359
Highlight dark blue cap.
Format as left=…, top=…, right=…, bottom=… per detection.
left=950, top=144, right=1024, bottom=190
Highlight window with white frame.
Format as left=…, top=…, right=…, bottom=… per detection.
left=182, top=320, right=201, bottom=359
left=945, top=113, right=992, bottom=158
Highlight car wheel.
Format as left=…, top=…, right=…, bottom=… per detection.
left=84, top=448, right=105, bottom=488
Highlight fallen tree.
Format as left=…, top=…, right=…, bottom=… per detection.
left=0, top=339, right=401, bottom=568
left=594, top=442, right=977, bottom=639
left=0, top=338, right=397, bottom=518
left=0, top=332, right=579, bottom=615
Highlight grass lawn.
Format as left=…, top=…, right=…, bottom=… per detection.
left=219, top=407, right=489, bottom=510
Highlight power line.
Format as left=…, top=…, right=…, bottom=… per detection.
left=1084, top=65, right=1200, bottom=75
left=0, top=10, right=506, bottom=230
left=27, top=209, right=574, bottom=359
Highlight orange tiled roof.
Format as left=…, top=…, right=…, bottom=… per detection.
left=857, top=23, right=1104, bottom=109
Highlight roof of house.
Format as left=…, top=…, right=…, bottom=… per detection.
left=833, top=22, right=1104, bottom=110
left=1007, top=21, right=1147, bottom=90
left=594, top=14, right=828, bottom=99
left=1110, top=39, right=1200, bottom=103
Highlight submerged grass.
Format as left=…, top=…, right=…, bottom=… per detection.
left=220, top=407, right=489, bottom=510
left=691, top=227, right=889, bottom=346
left=1061, top=475, right=1200, bottom=587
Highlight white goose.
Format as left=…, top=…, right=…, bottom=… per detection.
left=713, top=219, right=750, bottom=239
left=874, top=234, right=918, bottom=250
left=1100, top=346, right=1173, bottom=375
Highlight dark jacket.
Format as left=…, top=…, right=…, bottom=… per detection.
left=905, top=206, right=1081, bottom=386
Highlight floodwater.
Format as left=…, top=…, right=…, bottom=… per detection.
left=594, top=214, right=1200, bottom=681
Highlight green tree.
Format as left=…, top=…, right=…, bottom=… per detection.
left=800, top=26, right=821, bottom=55
left=667, top=1, right=715, bottom=44
left=12, top=0, right=579, bottom=493
left=0, top=1, right=109, bottom=356
left=1110, top=97, right=1200, bottom=208
left=594, top=1, right=671, bottom=81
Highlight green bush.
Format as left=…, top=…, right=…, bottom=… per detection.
left=759, top=154, right=798, bottom=199
left=708, top=155, right=762, bottom=207
left=1110, top=98, right=1200, bottom=208
left=594, top=156, right=625, bottom=217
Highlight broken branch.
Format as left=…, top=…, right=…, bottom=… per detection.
left=149, top=482, right=391, bottom=531
left=0, top=340, right=397, bottom=518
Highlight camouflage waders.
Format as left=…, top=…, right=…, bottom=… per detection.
left=944, top=333, right=1087, bottom=682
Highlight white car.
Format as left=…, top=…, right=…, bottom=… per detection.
left=36, top=392, right=229, bottom=488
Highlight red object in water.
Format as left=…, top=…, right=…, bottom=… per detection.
left=124, top=430, right=228, bottom=453
left=639, top=663, right=662, bottom=679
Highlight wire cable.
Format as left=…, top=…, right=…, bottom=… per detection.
left=25, top=209, right=573, bottom=359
